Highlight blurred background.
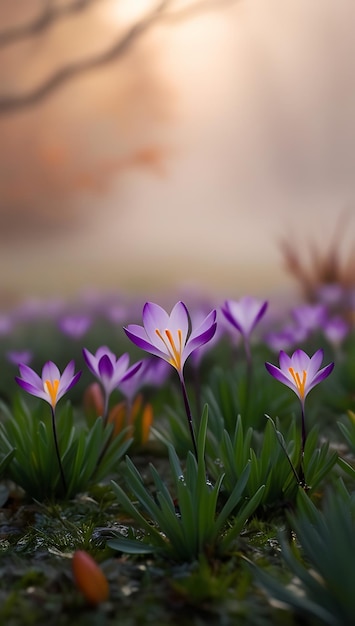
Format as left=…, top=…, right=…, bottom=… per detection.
left=1, top=0, right=355, bottom=306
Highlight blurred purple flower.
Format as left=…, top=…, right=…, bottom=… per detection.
left=0, top=314, right=13, bottom=335
left=6, top=350, right=33, bottom=366
left=59, top=315, right=92, bottom=339
left=316, top=284, right=345, bottom=307
left=83, top=347, right=142, bottom=397
left=291, top=303, right=327, bottom=333
left=222, top=296, right=268, bottom=339
left=13, top=297, right=65, bottom=322
left=264, top=324, right=308, bottom=353
left=105, top=303, right=128, bottom=325
left=322, top=316, right=349, bottom=346
left=221, top=296, right=268, bottom=365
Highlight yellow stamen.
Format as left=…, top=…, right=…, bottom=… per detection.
left=155, top=328, right=183, bottom=371
left=44, top=379, right=60, bottom=407
left=288, top=367, right=307, bottom=398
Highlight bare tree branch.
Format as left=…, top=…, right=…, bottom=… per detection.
left=0, top=0, right=237, bottom=115
left=0, top=0, right=172, bottom=114
left=0, top=0, right=100, bottom=49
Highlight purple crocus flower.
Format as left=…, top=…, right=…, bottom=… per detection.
left=265, top=349, right=334, bottom=406
left=15, top=360, right=81, bottom=410
left=265, top=348, right=334, bottom=457
left=221, top=296, right=268, bottom=365
left=264, top=324, right=308, bottom=353
left=58, top=315, right=92, bottom=339
left=83, top=347, right=142, bottom=396
left=124, top=302, right=217, bottom=381
left=0, top=314, right=13, bottom=335
left=83, top=347, right=142, bottom=422
left=6, top=350, right=33, bottom=366
left=291, top=303, right=327, bottom=333
left=322, top=316, right=349, bottom=346
left=15, top=360, right=81, bottom=493
left=124, top=301, right=217, bottom=459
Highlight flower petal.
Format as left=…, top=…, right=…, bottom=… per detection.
left=290, top=349, right=311, bottom=372
left=15, top=377, right=48, bottom=402
left=188, top=310, right=216, bottom=343
left=124, top=325, right=168, bottom=361
left=142, top=302, right=170, bottom=344
left=306, top=349, right=324, bottom=380
left=42, top=361, right=60, bottom=382
left=98, top=355, right=114, bottom=381
left=265, top=362, right=299, bottom=395
left=82, top=348, right=98, bottom=376
left=57, top=371, right=81, bottom=401
left=307, top=362, right=334, bottom=393
left=59, top=360, right=75, bottom=388
left=169, top=302, right=190, bottom=342
left=17, top=363, right=43, bottom=390
left=184, top=320, right=217, bottom=362
left=120, top=360, right=142, bottom=384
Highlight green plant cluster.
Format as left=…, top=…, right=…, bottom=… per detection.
left=0, top=297, right=354, bottom=625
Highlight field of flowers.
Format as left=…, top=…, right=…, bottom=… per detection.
left=0, top=274, right=354, bottom=625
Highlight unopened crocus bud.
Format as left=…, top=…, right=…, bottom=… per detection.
left=83, top=382, right=105, bottom=419
left=72, top=550, right=109, bottom=606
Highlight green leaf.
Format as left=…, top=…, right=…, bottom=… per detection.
left=107, top=537, right=158, bottom=554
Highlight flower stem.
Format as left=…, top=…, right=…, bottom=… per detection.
left=243, top=337, right=252, bottom=374
left=180, top=377, right=198, bottom=460
left=299, top=403, right=307, bottom=488
left=102, top=391, right=109, bottom=428
left=242, top=337, right=253, bottom=423
left=51, top=406, right=67, bottom=494
left=301, top=403, right=307, bottom=458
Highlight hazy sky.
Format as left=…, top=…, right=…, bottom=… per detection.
left=1, top=0, right=355, bottom=301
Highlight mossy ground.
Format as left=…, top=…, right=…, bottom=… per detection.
left=0, top=460, right=329, bottom=626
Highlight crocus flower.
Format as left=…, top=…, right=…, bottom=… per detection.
left=0, top=314, right=13, bottom=335
left=15, top=360, right=81, bottom=493
left=83, top=347, right=142, bottom=397
left=6, top=350, right=33, bottom=366
left=58, top=315, right=92, bottom=339
left=291, top=303, right=327, bottom=333
left=15, top=360, right=81, bottom=410
left=322, top=316, right=349, bottom=346
left=263, top=324, right=308, bottom=353
left=124, top=302, right=217, bottom=381
left=124, top=301, right=217, bottom=459
left=265, top=349, right=334, bottom=406
left=221, top=296, right=268, bottom=364
left=222, top=296, right=268, bottom=338
left=265, top=349, right=334, bottom=457
left=82, top=347, right=142, bottom=422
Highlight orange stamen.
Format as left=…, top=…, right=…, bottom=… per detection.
left=288, top=367, right=307, bottom=398
left=155, top=328, right=183, bottom=371
left=44, top=379, right=60, bottom=407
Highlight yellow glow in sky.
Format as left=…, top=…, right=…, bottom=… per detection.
left=103, top=0, right=156, bottom=26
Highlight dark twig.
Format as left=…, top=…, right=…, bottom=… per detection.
left=0, top=0, right=238, bottom=114
left=0, top=0, right=171, bottom=114
left=0, top=0, right=100, bottom=49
